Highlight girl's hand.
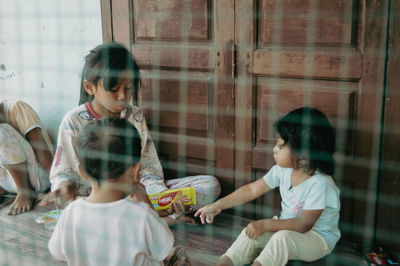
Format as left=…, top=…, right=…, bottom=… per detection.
left=38, top=181, right=76, bottom=208
left=194, top=203, right=222, bottom=224
left=167, top=194, right=192, bottom=216
left=245, top=219, right=270, bottom=240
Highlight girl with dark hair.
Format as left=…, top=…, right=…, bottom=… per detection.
left=39, top=43, right=220, bottom=221
left=195, top=107, right=340, bottom=266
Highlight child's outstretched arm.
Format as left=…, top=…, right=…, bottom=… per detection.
left=245, top=209, right=323, bottom=239
left=195, top=178, right=271, bottom=224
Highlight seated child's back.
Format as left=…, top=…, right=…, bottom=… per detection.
left=48, top=118, right=173, bottom=266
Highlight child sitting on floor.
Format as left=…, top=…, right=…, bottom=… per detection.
left=195, top=107, right=341, bottom=266
left=48, top=118, right=186, bottom=265
left=40, top=43, right=220, bottom=223
left=0, top=99, right=53, bottom=215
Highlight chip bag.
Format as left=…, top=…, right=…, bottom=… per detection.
left=148, top=187, right=196, bottom=210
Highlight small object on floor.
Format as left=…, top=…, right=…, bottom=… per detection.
left=35, top=209, right=62, bottom=231
left=361, top=246, right=399, bottom=265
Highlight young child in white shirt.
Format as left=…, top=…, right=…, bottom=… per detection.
left=195, top=107, right=341, bottom=266
left=48, top=118, right=176, bottom=266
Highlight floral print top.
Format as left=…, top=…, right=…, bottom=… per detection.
left=50, top=102, right=167, bottom=196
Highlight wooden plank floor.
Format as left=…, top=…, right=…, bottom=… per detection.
left=0, top=204, right=62, bottom=266
left=171, top=213, right=251, bottom=265
left=0, top=203, right=365, bottom=265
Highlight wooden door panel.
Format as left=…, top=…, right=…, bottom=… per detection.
left=140, top=72, right=212, bottom=134
left=258, top=0, right=354, bottom=46
left=134, top=0, right=210, bottom=41
left=103, top=0, right=235, bottom=193
left=253, top=47, right=362, bottom=80
left=132, top=46, right=214, bottom=70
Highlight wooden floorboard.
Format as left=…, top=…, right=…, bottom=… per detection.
left=0, top=205, right=62, bottom=266
left=0, top=203, right=365, bottom=265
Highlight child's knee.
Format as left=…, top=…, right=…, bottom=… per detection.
left=199, top=175, right=220, bottom=188
left=206, top=175, right=221, bottom=197
left=195, top=175, right=221, bottom=201
left=269, top=230, right=294, bottom=243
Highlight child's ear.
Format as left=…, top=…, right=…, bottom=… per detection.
left=131, top=163, right=141, bottom=183
left=77, top=163, right=90, bottom=182
left=83, top=80, right=95, bottom=95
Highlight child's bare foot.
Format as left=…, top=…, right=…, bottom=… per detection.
left=7, top=192, right=34, bottom=215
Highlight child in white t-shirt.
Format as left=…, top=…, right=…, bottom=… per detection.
left=48, top=118, right=176, bottom=266
left=195, top=107, right=341, bottom=266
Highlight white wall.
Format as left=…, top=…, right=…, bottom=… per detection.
left=0, top=0, right=103, bottom=141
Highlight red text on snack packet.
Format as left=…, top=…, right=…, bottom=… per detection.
left=158, top=192, right=178, bottom=207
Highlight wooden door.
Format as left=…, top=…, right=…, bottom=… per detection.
left=101, top=0, right=236, bottom=194
left=101, top=0, right=393, bottom=247
left=234, top=0, right=389, bottom=246
left=377, top=0, right=400, bottom=251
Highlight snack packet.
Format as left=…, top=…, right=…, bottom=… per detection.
left=35, top=209, right=62, bottom=231
left=148, top=187, right=196, bottom=210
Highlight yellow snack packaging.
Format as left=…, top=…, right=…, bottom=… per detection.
left=148, top=187, right=196, bottom=210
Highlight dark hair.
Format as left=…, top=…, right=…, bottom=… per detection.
left=274, top=107, right=335, bottom=176
left=79, top=42, right=140, bottom=105
left=76, top=118, right=141, bottom=184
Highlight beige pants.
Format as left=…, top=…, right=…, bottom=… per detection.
left=224, top=228, right=331, bottom=266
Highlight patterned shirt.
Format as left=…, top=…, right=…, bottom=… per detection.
left=50, top=102, right=167, bottom=195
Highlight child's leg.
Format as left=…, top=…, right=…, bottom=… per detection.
left=220, top=228, right=274, bottom=266
left=0, top=165, right=18, bottom=193
left=0, top=124, right=46, bottom=214
left=254, top=230, right=331, bottom=266
left=166, top=175, right=221, bottom=210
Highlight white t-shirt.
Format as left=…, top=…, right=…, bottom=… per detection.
left=263, top=165, right=341, bottom=249
left=48, top=198, right=174, bottom=266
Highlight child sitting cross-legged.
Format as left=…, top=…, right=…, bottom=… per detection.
left=49, top=118, right=189, bottom=266
left=195, top=107, right=340, bottom=266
